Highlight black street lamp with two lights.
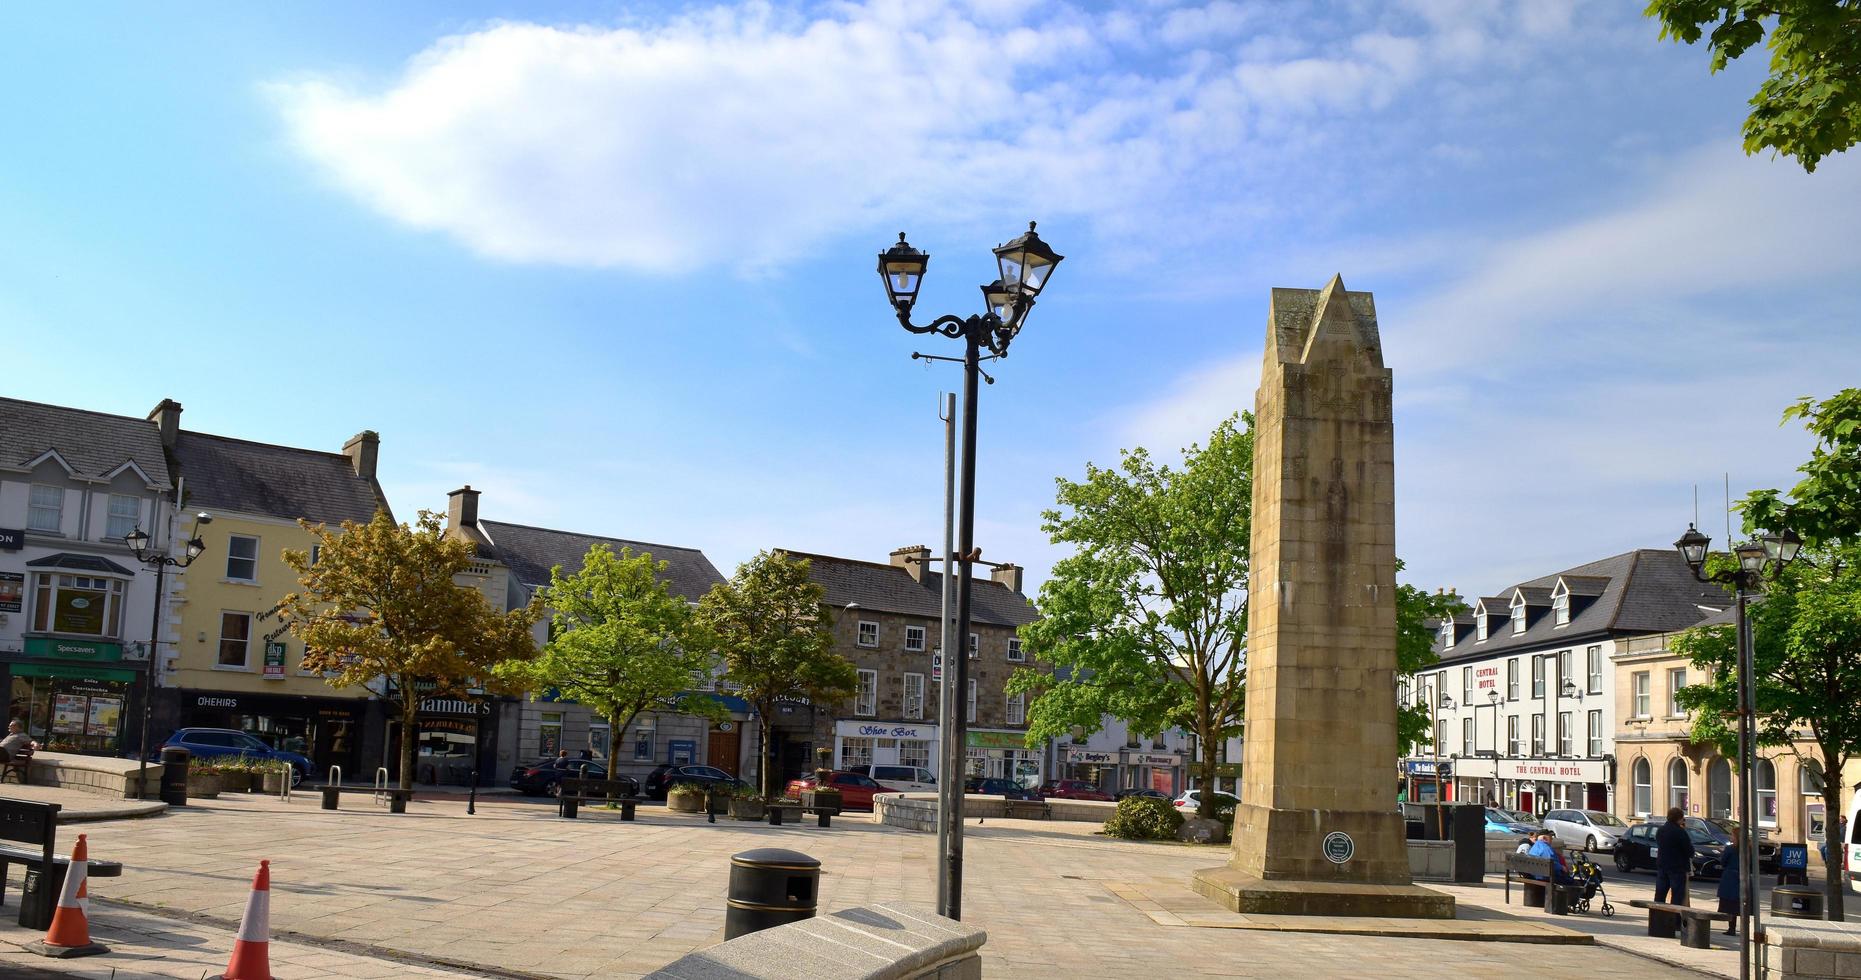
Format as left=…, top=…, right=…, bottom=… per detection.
left=124, top=513, right=211, bottom=800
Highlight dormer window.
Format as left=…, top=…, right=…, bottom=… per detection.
left=1476, top=612, right=1489, bottom=642
left=1440, top=620, right=1454, bottom=649
left=1509, top=595, right=1527, bottom=635
left=1551, top=581, right=1571, bottom=626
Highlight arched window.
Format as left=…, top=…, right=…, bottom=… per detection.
left=1633, top=758, right=1651, bottom=817
left=1709, top=758, right=1732, bottom=818
left=1756, top=759, right=1778, bottom=827
left=1668, top=759, right=1690, bottom=813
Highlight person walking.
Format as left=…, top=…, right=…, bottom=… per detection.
left=1718, top=842, right=1741, bottom=936
left=1654, top=807, right=1696, bottom=906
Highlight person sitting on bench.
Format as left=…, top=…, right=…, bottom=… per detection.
left=0, top=721, right=37, bottom=762
left=1527, top=830, right=1579, bottom=886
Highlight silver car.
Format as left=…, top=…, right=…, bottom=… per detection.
left=1542, top=808, right=1628, bottom=851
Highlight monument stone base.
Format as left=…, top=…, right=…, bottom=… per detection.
left=1190, top=867, right=1456, bottom=919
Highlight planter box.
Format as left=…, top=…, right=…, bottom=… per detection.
left=729, top=799, right=766, bottom=821
left=261, top=771, right=287, bottom=794
left=186, top=772, right=222, bottom=799
left=667, top=791, right=705, bottom=813
left=219, top=771, right=253, bottom=792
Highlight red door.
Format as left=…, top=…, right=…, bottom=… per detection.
left=1519, top=789, right=1535, bottom=813
left=1587, top=784, right=1608, bottom=810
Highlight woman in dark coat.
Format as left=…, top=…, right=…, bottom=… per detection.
left=1718, top=843, right=1741, bottom=936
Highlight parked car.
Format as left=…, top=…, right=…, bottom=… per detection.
left=1484, top=807, right=1535, bottom=836
left=1039, top=779, right=1116, bottom=802
left=1701, top=817, right=1781, bottom=873
left=1542, top=808, right=1629, bottom=851
left=508, top=757, right=625, bottom=797
left=1504, top=809, right=1542, bottom=829
left=1173, top=789, right=1241, bottom=812
left=849, top=764, right=937, bottom=793
left=161, top=728, right=311, bottom=786
left=1614, top=821, right=1725, bottom=877
left=1116, top=788, right=1171, bottom=802
left=643, top=764, right=742, bottom=800
left=785, top=770, right=897, bottom=810
left=966, top=777, right=1043, bottom=799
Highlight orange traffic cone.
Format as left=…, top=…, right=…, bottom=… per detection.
left=221, top=860, right=272, bottom=980
left=28, top=833, right=107, bottom=958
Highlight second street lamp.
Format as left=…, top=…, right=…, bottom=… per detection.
left=126, top=511, right=212, bottom=800
left=877, top=222, right=1062, bottom=922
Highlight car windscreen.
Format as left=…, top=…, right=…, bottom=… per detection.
left=1586, top=812, right=1627, bottom=827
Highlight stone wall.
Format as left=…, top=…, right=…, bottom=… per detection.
left=646, top=902, right=983, bottom=980
left=1767, top=920, right=1861, bottom=979
left=874, top=792, right=1118, bottom=830
left=29, top=752, right=156, bottom=799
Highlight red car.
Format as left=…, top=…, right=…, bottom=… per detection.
left=784, top=770, right=898, bottom=810
left=1038, top=779, right=1115, bottom=802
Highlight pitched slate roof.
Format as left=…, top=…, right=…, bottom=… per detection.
left=779, top=550, right=1038, bottom=628
left=1435, top=548, right=1730, bottom=664
left=476, top=519, right=724, bottom=601
left=172, top=431, right=388, bottom=526
left=0, top=397, right=170, bottom=488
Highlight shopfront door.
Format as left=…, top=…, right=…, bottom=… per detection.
left=708, top=724, right=740, bottom=777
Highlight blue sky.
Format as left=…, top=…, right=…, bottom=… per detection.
left=4, top=1, right=1858, bottom=600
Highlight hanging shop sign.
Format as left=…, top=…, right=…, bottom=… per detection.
left=1129, top=753, right=1181, bottom=768
left=1067, top=748, right=1118, bottom=765
left=0, top=528, right=23, bottom=551
left=263, top=643, right=287, bottom=679
left=0, top=571, right=22, bottom=612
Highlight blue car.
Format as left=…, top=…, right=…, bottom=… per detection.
left=1484, top=807, right=1536, bottom=836
left=161, top=728, right=311, bottom=786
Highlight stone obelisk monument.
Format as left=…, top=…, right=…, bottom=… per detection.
left=1193, top=276, right=1452, bottom=918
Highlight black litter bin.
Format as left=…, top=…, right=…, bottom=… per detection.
left=159, top=745, right=190, bottom=806
left=725, top=848, right=820, bottom=939
left=1772, top=886, right=1824, bottom=919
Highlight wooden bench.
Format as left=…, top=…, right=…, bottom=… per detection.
left=0, top=798, right=124, bottom=929
left=318, top=784, right=416, bottom=814
left=1503, top=852, right=1582, bottom=914
left=558, top=778, right=643, bottom=820
left=1629, top=900, right=1729, bottom=948
left=767, top=802, right=840, bottom=828
left=1002, top=799, right=1051, bottom=820
left=1, top=747, right=32, bottom=785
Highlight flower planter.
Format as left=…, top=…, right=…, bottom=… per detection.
left=219, top=770, right=253, bottom=793
left=729, top=798, right=767, bottom=821
left=260, top=771, right=287, bottom=794
left=667, top=790, right=705, bottom=813
left=186, top=772, right=223, bottom=799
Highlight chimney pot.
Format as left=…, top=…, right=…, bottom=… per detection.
left=890, top=545, right=931, bottom=582
left=342, top=430, right=380, bottom=480
left=990, top=562, right=1024, bottom=594
left=447, top=485, right=480, bottom=530
left=146, top=399, right=183, bottom=449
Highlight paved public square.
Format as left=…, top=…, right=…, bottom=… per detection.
left=0, top=792, right=1735, bottom=978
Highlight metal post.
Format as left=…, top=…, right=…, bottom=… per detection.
left=941, top=335, right=981, bottom=921
left=136, top=557, right=167, bottom=800
left=935, top=392, right=956, bottom=915
left=468, top=769, right=478, bottom=815
left=1431, top=683, right=1442, bottom=809
left=1736, top=587, right=1756, bottom=980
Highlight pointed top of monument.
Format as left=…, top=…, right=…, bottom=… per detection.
left=1263, top=275, right=1385, bottom=370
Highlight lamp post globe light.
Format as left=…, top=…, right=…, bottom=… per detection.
left=1672, top=522, right=1801, bottom=980
left=125, top=512, right=211, bottom=800
left=877, top=223, right=1062, bottom=922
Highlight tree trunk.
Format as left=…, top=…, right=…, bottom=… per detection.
left=1826, top=780, right=1847, bottom=922
left=757, top=699, right=774, bottom=799
left=1196, top=690, right=1219, bottom=821
left=399, top=691, right=419, bottom=790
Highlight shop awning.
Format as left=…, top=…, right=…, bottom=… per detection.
left=9, top=662, right=138, bottom=683
left=25, top=553, right=135, bottom=576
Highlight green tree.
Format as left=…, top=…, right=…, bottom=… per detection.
left=496, top=544, right=725, bottom=782
left=699, top=552, right=858, bottom=797
left=1398, top=572, right=1465, bottom=756
left=1647, top=0, right=1861, bottom=171
left=1008, top=416, right=1253, bottom=820
left=282, top=510, right=542, bottom=789
left=1678, top=387, right=1861, bottom=920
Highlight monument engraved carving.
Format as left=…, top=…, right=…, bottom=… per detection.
left=1192, top=275, right=1453, bottom=918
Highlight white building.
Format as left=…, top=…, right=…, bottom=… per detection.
left=1405, top=548, right=1729, bottom=817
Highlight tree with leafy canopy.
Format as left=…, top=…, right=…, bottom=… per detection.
left=1647, top=0, right=1861, bottom=172
left=495, top=544, right=725, bottom=782
left=699, top=551, right=858, bottom=798
left=1398, top=572, right=1466, bottom=757
left=282, top=510, right=542, bottom=789
left=1675, top=388, right=1861, bottom=921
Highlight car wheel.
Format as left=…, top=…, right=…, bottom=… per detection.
left=291, top=767, right=304, bottom=788
left=1615, top=850, right=1632, bottom=872
left=1586, top=835, right=1597, bottom=852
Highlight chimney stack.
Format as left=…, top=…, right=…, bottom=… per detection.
left=890, top=545, right=931, bottom=583
left=342, top=430, right=380, bottom=480
left=447, top=486, right=480, bottom=530
left=990, top=562, right=1024, bottom=594
left=146, top=399, right=183, bottom=449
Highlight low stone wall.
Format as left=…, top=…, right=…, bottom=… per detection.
left=1766, top=919, right=1861, bottom=978
left=1408, top=840, right=1454, bottom=881
left=646, top=902, right=984, bottom=979
left=27, top=752, right=155, bottom=800
left=874, top=793, right=1119, bottom=831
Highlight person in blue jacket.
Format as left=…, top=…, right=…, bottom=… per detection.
left=1718, top=842, right=1741, bottom=936
left=1654, top=807, right=1696, bottom=906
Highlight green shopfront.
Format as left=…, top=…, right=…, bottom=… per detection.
left=965, top=729, right=1043, bottom=789
left=5, top=637, right=140, bottom=756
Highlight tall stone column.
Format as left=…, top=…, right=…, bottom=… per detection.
left=1193, top=275, right=1451, bottom=918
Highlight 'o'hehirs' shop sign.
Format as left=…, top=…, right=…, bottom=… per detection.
left=1498, top=758, right=1607, bottom=783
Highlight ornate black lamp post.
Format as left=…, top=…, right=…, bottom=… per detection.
left=877, top=222, right=1062, bottom=921
left=125, top=514, right=210, bottom=799
left=1674, top=523, right=1801, bottom=979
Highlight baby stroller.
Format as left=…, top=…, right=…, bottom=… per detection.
left=1569, top=853, right=1616, bottom=916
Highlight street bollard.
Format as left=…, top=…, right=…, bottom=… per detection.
left=158, top=745, right=190, bottom=807
left=467, top=769, right=477, bottom=816
left=725, top=848, right=820, bottom=940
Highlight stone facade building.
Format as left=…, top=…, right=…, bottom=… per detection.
left=777, top=546, right=1043, bottom=788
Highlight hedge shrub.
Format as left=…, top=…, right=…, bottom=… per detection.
left=1103, top=795, right=1184, bottom=841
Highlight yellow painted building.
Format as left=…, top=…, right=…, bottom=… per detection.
left=153, top=420, right=392, bottom=777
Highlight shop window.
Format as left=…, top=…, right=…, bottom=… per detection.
left=1709, top=758, right=1732, bottom=818
left=840, top=737, right=874, bottom=770
left=217, top=612, right=252, bottom=668
left=538, top=712, right=563, bottom=757
left=903, top=673, right=924, bottom=720
left=632, top=720, right=655, bottom=762
left=1802, top=760, right=1825, bottom=796
left=589, top=724, right=610, bottom=761
left=14, top=674, right=126, bottom=755
left=226, top=535, right=259, bottom=582
left=904, top=626, right=926, bottom=652
left=1668, top=759, right=1689, bottom=812
left=1756, top=758, right=1778, bottom=827
left=106, top=494, right=141, bottom=541
left=1007, top=692, right=1025, bottom=726
left=28, top=485, right=64, bottom=533
left=30, top=573, right=125, bottom=637
left=855, top=669, right=877, bottom=716
left=899, top=739, right=931, bottom=769
left=1008, top=638, right=1024, bottom=662
left=1632, top=758, right=1651, bottom=817
left=856, top=621, right=879, bottom=648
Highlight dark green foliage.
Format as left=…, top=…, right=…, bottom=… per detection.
left=1103, top=795, right=1185, bottom=841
